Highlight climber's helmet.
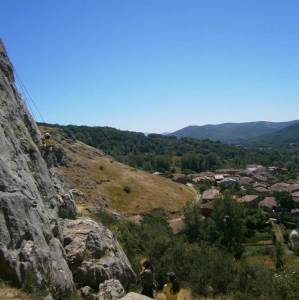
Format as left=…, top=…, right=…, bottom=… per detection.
left=44, top=132, right=51, bottom=139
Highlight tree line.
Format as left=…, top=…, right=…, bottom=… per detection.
left=38, top=123, right=299, bottom=173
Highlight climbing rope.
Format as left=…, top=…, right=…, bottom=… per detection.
left=14, top=68, right=47, bottom=123
left=14, top=72, right=37, bottom=120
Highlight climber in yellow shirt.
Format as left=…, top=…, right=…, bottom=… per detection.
left=41, top=132, right=54, bottom=151
left=163, top=272, right=180, bottom=300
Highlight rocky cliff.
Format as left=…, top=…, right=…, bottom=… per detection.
left=0, top=38, right=75, bottom=298
left=0, top=39, right=135, bottom=299
left=63, top=218, right=136, bottom=290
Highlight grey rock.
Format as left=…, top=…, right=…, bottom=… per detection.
left=0, top=39, right=137, bottom=299
left=56, top=193, right=78, bottom=219
left=119, top=293, right=152, bottom=300
left=97, top=279, right=125, bottom=300
left=80, top=286, right=97, bottom=300
left=0, top=39, right=75, bottom=298
left=42, top=145, right=70, bottom=168
left=62, top=218, right=136, bottom=289
left=70, top=188, right=86, bottom=203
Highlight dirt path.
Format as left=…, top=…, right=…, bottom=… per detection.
left=272, top=223, right=284, bottom=243
left=189, top=184, right=200, bottom=203
left=272, top=222, right=293, bottom=255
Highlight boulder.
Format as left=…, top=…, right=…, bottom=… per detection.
left=80, top=286, right=97, bottom=300
left=56, top=193, right=78, bottom=219
left=62, top=218, right=136, bottom=289
left=70, top=188, right=86, bottom=203
left=97, top=279, right=126, bottom=300
left=119, top=292, right=152, bottom=300
left=0, top=39, right=75, bottom=298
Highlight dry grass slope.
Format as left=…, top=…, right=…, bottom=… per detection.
left=0, top=282, right=38, bottom=300
left=39, top=126, right=197, bottom=216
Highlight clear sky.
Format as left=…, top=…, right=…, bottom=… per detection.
left=1, top=0, right=299, bottom=133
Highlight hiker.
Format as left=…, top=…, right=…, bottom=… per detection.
left=140, top=259, right=155, bottom=298
left=163, top=272, right=180, bottom=300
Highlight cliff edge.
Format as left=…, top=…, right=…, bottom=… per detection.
left=0, top=39, right=135, bottom=299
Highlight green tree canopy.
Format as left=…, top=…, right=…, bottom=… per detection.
left=206, top=195, right=246, bottom=258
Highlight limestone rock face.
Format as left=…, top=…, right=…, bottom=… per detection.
left=0, top=39, right=75, bottom=298
left=0, top=38, right=137, bottom=298
left=62, top=218, right=136, bottom=289
left=56, top=193, right=78, bottom=219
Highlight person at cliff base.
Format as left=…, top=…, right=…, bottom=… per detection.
left=163, top=272, right=180, bottom=300
left=140, top=259, right=155, bottom=298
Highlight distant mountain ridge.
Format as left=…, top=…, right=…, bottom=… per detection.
left=249, top=123, right=299, bottom=147
left=170, top=120, right=299, bottom=144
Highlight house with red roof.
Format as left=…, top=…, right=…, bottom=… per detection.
left=237, top=195, right=259, bottom=209
left=270, top=183, right=290, bottom=192
left=258, top=197, right=278, bottom=212
left=201, top=188, right=220, bottom=203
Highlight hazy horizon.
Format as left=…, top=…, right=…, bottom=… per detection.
left=1, top=0, right=299, bottom=133
left=39, top=118, right=299, bottom=135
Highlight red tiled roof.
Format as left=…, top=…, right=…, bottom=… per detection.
left=270, top=183, right=290, bottom=192
left=293, top=191, right=299, bottom=198
left=258, top=197, right=277, bottom=209
left=202, top=189, right=220, bottom=201
left=239, top=177, right=254, bottom=185
left=254, top=186, right=269, bottom=193
left=192, top=176, right=214, bottom=183
left=289, top=184, right=299, bottom=193
left=238, top=195, right=259, bottom=203
left=253, top=182, right=268, bottom=188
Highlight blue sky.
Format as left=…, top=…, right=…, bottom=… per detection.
left=1, top=0, right=299, bottom=132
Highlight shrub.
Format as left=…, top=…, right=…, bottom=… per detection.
left=294, top=246, right=299, bottom=256
left=28, top=142, right=38, bottom=155
left=272, top=241, right=284, bottom=271
left=244, top=245, right=273, bottom=257
left=94, top=209, right=118, bottom=228
left=123, top=186, right=131, bottom=194
left=283, top=230, right=290, bottom=243
left=183, top=202, right=203, bottom=243
left=233, top=263, right=274, bottom=299
left=273, top=271, right=299, bottom=300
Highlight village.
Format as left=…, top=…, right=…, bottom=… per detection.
left=160, top=164, right=299, bottom=252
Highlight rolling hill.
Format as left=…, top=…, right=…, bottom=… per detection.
left=38, top=122, right=299, bottom=174
left=39, top=126, right=197, bottom=216
left=249, top=123, right=299, bottom=147
left=170, top=120, right=299, bottom=143
left=38, top=122, right=269, bottom=173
